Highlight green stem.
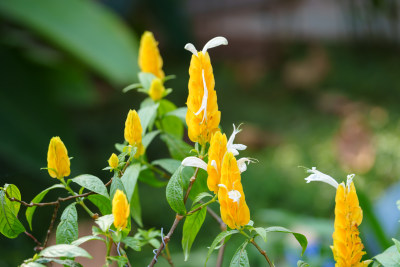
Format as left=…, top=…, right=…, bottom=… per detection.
left=106, top=236, right=114, bottom=257
left=79, top=201, right=95, bottom=218
left=186, top=195, right=218, bottom=216
left=60, top=177, right=95, bottom=218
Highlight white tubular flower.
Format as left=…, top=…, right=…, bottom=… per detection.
left=184, top=36, right=228, bottom=57
left=228, top=189, right=241, bottom=204
left=304, top=167, right=339, bottom=189
left=184, top=43, right=198, bottom=56
left=237, top=158, right=257, bottom=173
left=181, top=156, right=207, bottom=171
left=194, top=69, right=208, bottom=123
left=227, top=124, right=247, bottom=156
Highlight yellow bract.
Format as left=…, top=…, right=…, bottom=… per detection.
left=218, top=152, right=250, bottom=229
left=112, top=189, right=130, bottom=230
left=138, top=31, right=165, bottom=79
left=331, top=182, right=372, bottom=267
left=124, top=109, right=145, bottom=158
left=108, top=153, right=119, bottom=169
left=207, top=131, right=227, bottom=193
left=47, top=137, right=70, bottom=179
left=186, top=52, right=220, bottom=145
left=149, top=78, right=165, bottom=101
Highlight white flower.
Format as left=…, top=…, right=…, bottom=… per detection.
left=237, top=157, right=257, bottom=173
left=181, top=156, right=207, bottom=171
left=184, top=36, right=228, bottom=57
left=227, top=124, right=247, bottom=156
left=304, top=167, right=339, bottom=189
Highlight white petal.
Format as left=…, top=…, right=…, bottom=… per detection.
left=181, top=156, right=207, bottom=171
left=227, top=124, right=245, bottom=155
left=231, top=144, right=247, bottom=151
left=346, top=174, right=355, bottom=191
left=304, top=167, right=339, bottom=189
left=228, top=148, right=239, bottom=156
left=202, top=37, right=228, bottom=54
left=228, top=190, right=241, bottom=203
left=237, top=158, right=257, bottom=173
left=211, top=160, right=218, bottom=173
left=218, top=183, right=227, bottom=189
left=194, top=69, right=208, bottom=123
left=184, top=43, right=198, bottom=56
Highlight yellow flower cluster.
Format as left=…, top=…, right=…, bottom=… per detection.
left=138, top=31, right=164, bottom=79
left=331, top=182, right=372, bottom=267
left=124, top=109, right=145, bottom=158
left=218, top=152, right=250, bottom=229
left=112, top=189, right=130, bottom=230
left=186, top=51, right=220, bottom=145
left=47, top=137, right=70, bottom=179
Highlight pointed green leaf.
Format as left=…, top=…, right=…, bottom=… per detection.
left=95, top=214, right=114, bottom=232
left=71, top=174, right=108, bottom=198
left=71, top=235, right=104, bottom=246
left=157, top=99, right=183, bottom=138
left=138, top=102, right=159, bottom=135
left=88, top=194, right=112, bottom=215
left=138, top=167, right=167, bottom=187
left=121, top=163, right=140, bottom=202
left=230, top=241, right=249, bottom=267
left=0, top=190, right=25, bottom=238
left=265, top=226, right=308, bottom=256
left=152, top=158, right=181, bottom=174
left=110, top=176, right=126, bottom=201
left=160, top=134, right=193, bottom=160
left=192, top=192, right=213, bottom=205
left=138, top=72, right=157, bottom=90
left=142, top=130, right=160, bottom=148
left=166, top=166, right=186, bottom=214
left=374, top=245, right=400, bottom=266
left=40, top=244, right=92, bottom=259
left=206, top=230, right=239, bottom=265
left=56, top=203, right=78, bottom=244
left=165, top=107, right=187, bottom=124
left=182, top=203, right=207, bottom=261
left=122, top=236, right=142, bottom=251
left=4, top=184, right=21, bottom=215
left=254, top=227, right=267, bottom=243
left=393, top=238, right=400, bottom=254
left=130, top=185, right=142, bottom=227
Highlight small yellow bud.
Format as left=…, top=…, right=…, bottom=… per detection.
left=138, top=31, right=165, bottom=78
left=47, top=137, right=70, bottom=179
left=108, top=153, right=119, bottom=169
left=218, top=152, right=250, bottom=229
left=112, top=190, right=130, bottom=230
left=124, top=110, right=145, bottom=158
left=149, top=78, right=165, bottom=101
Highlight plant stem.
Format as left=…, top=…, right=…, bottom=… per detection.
left=186, top=195, right=217, bottom=216
left=250, top=239, right=274, bottom=267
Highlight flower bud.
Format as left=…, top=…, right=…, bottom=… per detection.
left=47, top=137, right=70, bottom=179
left=149, top=78, right=165, bottom=101
left=138, top=31, right=164, bottom=78
left=108, top=153, right=119, bottom=169
left=112, top=189, right=130, bottom=230
left=124, top=109, right=145, bottom=158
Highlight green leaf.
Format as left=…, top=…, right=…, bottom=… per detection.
left=88, top=194, right=112, bottom=215
left=95, top=214, right=114, bottom=232
left=36, top=258, right=83, bottom=267
left=122, top=83, right=142, bottom=93
left=138, top=102, right=159, bottom=135
left=138, top=72, right=157, bottom=90
left=265, top=226, right=308, bottom=256
left=183, top=168, right=209, bottom=200
left=152, top=158, right=181, bottom=174
left=192, top=192, right=213, bottom=205
left=56, top=203, right=78, bottom=244
left=110, top=176, right=126, bottom=201
left=40, top=244, right=92, bottom=259
left=157, top=99, right=183, bottom=138
left=166, top=166, right=186, bottom=214
left=122, top=236, right=142, bottom=251
left=394, top=238, right=400, bottom=253
left=4, top=184, right=21, bottom=215
left=165, top=107, right=187, bottom=124
left=0, top=0, right=138, bottom=85
left=130, top=186, right=142, bottom=227
left=71, top=235, right=104, bottom=246
left=374, top=245, right=400, bottom=266
left=71, top=174, right=108, bottom=198
left=182, top=203, right=207, bottom=261
left=206, top=230, right=240, bottom=265
left=297, top=260, right=310, bottom=267
left=138, top=167, right=167, bottom=187
left=160, top=133, right=193, bottom=160
left=107, top=256, right=128, bottom=267
left=142, top=130, right=160, bottom=148
left=121, top=163, right=140, bottom=202
left=25, top=184, right=64, bottom=230
left=0, top=190, right=25, bottom=238
left=21, top=263, right=46, bottom=267
left=254, top=227, right=267, bottom=243
left=230, top=241, right=250, bottom=267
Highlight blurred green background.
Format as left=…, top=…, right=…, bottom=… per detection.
left=1, top=0, right=400, bottom=266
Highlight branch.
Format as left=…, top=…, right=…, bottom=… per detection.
left=42, top=202, right=60, bottom=249
left=250, top=239, right=274, bottom=267
left=206, top=207, right=227, bottom=267
left=24, top=231, right=42, bottom=251
left=148, top=168, right=200, bottom=266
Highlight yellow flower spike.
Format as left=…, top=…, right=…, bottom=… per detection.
left=108, top=153, right=119, bottom=170
left=304, top=169, right=372, bottom=267
left=138, top=31, right=165, bottom=79
left=218, top=152, right=250, bottom=229
left=207, top=131, right=227, bottom=193
left=124, top=109, right=145, bottom=158
left=112, top=189, right=130, bottom=230
left=149, top=78, right=165, bottom=101
left=184, top=37, right=227, bottom=145
left=47, top=136, right=70, bottom=179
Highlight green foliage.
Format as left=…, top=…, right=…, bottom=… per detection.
left=374, top=240, right=400, bottom=266
left=56, top=203, right=78, bottom=244
left=71, top=174, right=109, bottom=198
left=152, top=158, right=181, bottom=174
left=88, top=194, right=112, bottom=215
left=264, top=226, right=308, bottom=256
left=161, top=133, right=193, bottom=160
left=39, top=244, right=92, bottom=259
left=182, top=203, right=207, bottom=261
left=157, top=99, right=184, bottom=138
left=110, top=175, right=126, bottom=200
left=206, top=230, right=240, bottom=264
left=297, top=260, right=310, bottom=267
left=0, top=190, right=25, bottom=238
left=4, top=184, right=21, bottom=215
left=107, top=256, right=128, bottom=267
left=230, top=241, right=250, bottom=267
left=131, top=186, right=143, bottom=227
left=166, top=166, right=186, bottom=214
left=121, top=163, right=140, bottom=202
left=95, top=214, right=114, bottom=232
left=25, top=184, right=64, bottom=230
left=138, top=102, right=159, bottom=135
left=71, top=235, right=104, bottom=246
